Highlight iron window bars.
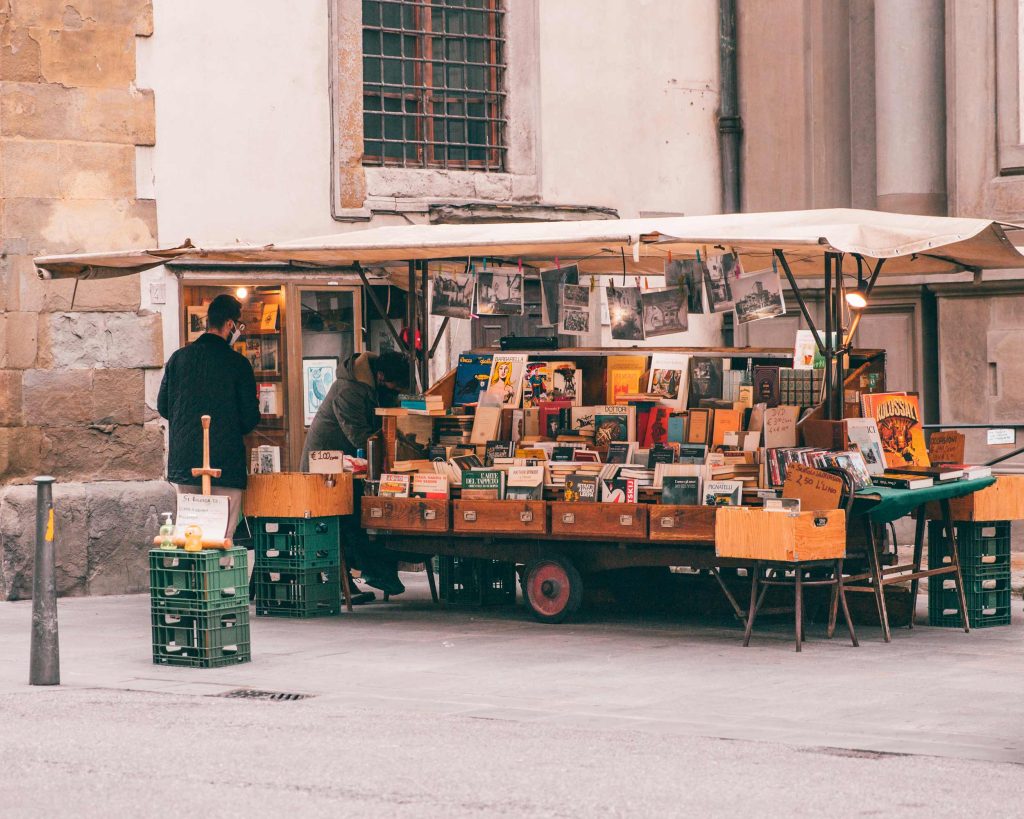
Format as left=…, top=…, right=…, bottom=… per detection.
left=362, top=0, right=507, bottom=171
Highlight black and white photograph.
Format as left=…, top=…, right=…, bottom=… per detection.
left=475, top=267, right=524, bottom=315
left=641, top=287, right=689, bottom=337
left=731, top=267, right=787, bottom=323
left=606, top=286, right=645, bottom=340
left=704, top=252, right=739, bottom=312
left=186, top=305, right=207, bottom=342
left=430, top=269, right=476, bottom=319
left=664, top=258, right=706, bottom=313
left=559, top=283, right=592, bottom=335
left=540, top=264, right=579, bottom=326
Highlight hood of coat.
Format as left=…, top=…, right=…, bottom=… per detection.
left=343, top=352, right=377, bottom=389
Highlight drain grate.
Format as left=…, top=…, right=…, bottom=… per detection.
left=218, top=688, right=311, bottom=701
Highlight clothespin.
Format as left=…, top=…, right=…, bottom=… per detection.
left=518, top=257, right=523, bottom=275
left=668, top=250, right=673, bottom=263
left=589, top=275, right=596, bottom=292
left=483, top=257, right=488, bottom=270
left=620, top=248, right=627, bottom=286
left=555, top=256, right=561, bottom=270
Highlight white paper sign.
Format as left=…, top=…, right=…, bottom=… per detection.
left=175, top=493, right=230, bottom=540
left=308, top=450, right=344, bottom=474
left=987, top=428, right=1015, bottom=446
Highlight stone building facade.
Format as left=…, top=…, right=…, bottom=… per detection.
left=0, top=0, right=173, bottom=598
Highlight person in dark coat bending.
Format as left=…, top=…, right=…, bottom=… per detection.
left=158, top=294, right=260, bottom=535
left=300, top=350, right=409, bottom=595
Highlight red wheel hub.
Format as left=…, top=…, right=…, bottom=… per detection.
left=527, top=562, right=571, bottom=617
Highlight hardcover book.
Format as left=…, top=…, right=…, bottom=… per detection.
left=461, top=469, right=506, bottom=499
left=661, top=475, right=700, bottom=505
left=752, top=365, right=782, bottom=408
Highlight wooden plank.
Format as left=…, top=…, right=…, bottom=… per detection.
left=452, top=500, right=547, bottom=534
left=245, top=472, right=353, bottom=517
left=361, top=497, right=449, bottom=532
left=922, top=475, right=1024, bottom=521
left=715, top=508, right=846, bottom=561
left=549, top=502, right=648, bottom=540
left=648, top=505, right=717, bottom=543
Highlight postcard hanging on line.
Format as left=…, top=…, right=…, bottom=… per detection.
left=732, top=267, right=786, bottom=324
left=606, top=286, right=645, bottom=340
left=430, top=269, right=476, bottom=319
left=540, top=264, right=578, bottom=326
left=664, top=258, right=706, bottom=314
left=559, top=283, right=592, bottom=335
left=641, top=287, right=689, bottom=337
left=476, top=268, right=524, bottom=316
left=704, top=253, right=739, bottom=313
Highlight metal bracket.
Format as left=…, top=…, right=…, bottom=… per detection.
left=660, top=516, right=674, bottom=528
left=619, top=515, right=633, bottom=527
left=520, top=510, right=534, bottom=523
left=463, top=510, right=477, bottom=522
left=562, top=512, right=575, bottom=524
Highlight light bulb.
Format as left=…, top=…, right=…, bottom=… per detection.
left=235, top=287, right=248, bottom=299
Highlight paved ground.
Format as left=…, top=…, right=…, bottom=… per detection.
left=2, top=576, right=1023, bottom=816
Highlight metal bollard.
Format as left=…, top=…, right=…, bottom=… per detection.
left=29, top=476, right=60, bottom=686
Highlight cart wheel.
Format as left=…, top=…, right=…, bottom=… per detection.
left=522, top=555, right=582, bottom=624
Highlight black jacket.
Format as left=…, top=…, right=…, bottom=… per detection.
left=158, top=333, right=260, bottom=489
left=300, top=353, right=381, bottom=469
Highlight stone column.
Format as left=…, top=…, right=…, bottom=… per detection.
left=874, top=0, right=947, bottom=215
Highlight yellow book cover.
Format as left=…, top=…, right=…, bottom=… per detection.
left=606, top=356, right=648, bottom=404
left=862, top=393, right=930, bottom=469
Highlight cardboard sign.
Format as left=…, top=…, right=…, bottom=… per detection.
left=782, top=464, right=843, bottom=511
left=763, top=405, right=801, bottom=449
left=928, top=431, right=965, bottom=465
left=308, top=450, right=344, bottom=474
left=175, top=493, right=230, bottom=540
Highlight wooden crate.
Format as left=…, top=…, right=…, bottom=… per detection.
left=361, top=497, right=449, bottom=533
left=922, top=475, right=1024, bottom=521
left=648, top=505, right=717, bottom=543
left=715, top=508, right=846, bottom=561
left=452, top=500, right=547, bottom=535
left=245, top=472, right=353, bottom=518
left=549, top=502, right=648, bottom=540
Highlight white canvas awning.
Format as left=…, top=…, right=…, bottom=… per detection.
left=34, top=208, right=1024, bottom=280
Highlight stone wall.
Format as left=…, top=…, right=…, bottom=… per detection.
left=0, top=0, right=168, bottom=599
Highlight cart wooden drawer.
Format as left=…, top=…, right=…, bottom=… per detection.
left=648, top=505, right=717, bottom=543
left=549, top=502, right=648, bottom=540
left=452, top=500, right=547, bottom=535
left=922, top=475, right=1024, bottom=521
left=246, top=472, right=353, bottom=517
left=715, top=508, right=846, bottom=561
left=361, top=497, right=449, bottom=532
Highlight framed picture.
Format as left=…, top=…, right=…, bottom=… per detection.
left=303, top=357, right=338, bottom=426
left=186, top=305, right=208, bottom=342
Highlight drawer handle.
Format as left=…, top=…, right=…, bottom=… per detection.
left=562, top=512, right=576, bottom=525
left=619, top=515, right=633, bottom=527
left=814, top=516, right=827, bottom=527
left=520, top=511, right=533, bottom=523
left=370, top=508, right=383, bottom=519
left=463, top=510, right=477, bottom=522
left=423, top=509, right=437, bottom=521
left=660, top=516, right=674, bottom=529
left=266, top=522, right=280, bottom=533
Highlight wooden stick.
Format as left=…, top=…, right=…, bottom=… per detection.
left=190, top=414, right=222, bottom=494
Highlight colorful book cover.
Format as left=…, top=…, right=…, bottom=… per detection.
left=661, top=476, right=700, bottom=505
left=606, top=356, right=648, bottom=404
left=484, top=440, right=514, bottom=467
left=377, top=473, right=411, bottom=498
left=594, top=413, right=629, bottom=446
left=539, top=400, right=573, bottom=438
left=461, top=469, right=505, bottom=499
left=703, top=479, right=743, bottom=506
left=486, top=353, right=527, bottom=408
left=453, top=352, right=493, bottom=405
left=647, top=353, right=690, bottom=410
left=843, top=418, right=887, bottom=476
left=861, top=393, right=930, bottom=469
left=601, top=477, right=637, bottom=503
left=411, top=473, right=450, bottom=499
left=563, top=473, right=598, bottom=502
left=643, top=407, right=672, bottom=448
left=667, top=415, right=686, bottom=445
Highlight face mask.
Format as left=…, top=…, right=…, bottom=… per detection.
left=228, top=321, right=243, bottom=346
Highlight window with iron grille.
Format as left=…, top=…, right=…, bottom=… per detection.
left=362, top=0, right=506, bottom=171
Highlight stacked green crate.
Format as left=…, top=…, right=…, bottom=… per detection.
left=438, top=555, right=517, bottom=606
left=252, top=517, right=342, bottom=617
left=149, top=547, right=251, bottom=667
left=927, top=521, right=1012, bottom=628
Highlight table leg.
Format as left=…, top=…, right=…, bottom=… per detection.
left=836, top=559, right=859, bottom=647
left=338, top=548, right=354, bottom=613
left=794, top=566, right=803, bottom=653
left=864, top=518, right=892, bottom=642
left=826, top=559, right=839, bottom=639
left=710, top=566, right=747, bottom=620
left=908, top=511, right=927, bottom=628
left=425, top=556, right=439, bottom=605
left=940, top=499, right=971, bottom=633
left=742, top=562, right=760, bottom=647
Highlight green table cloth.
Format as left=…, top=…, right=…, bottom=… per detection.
left=854, top=476, right=996, bottom=524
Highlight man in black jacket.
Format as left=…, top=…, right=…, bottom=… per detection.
left=158, top=294, right=260, bottom=535
left=300, top=351, right=409, bottom=595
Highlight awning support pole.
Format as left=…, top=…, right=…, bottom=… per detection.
left=824, top=253, right=834, bottom=420
left=419, top=261, right=430, bottom=389
left=407, top=260, right=418, bottom=391
left=773, top=249, right=825, bottom=355
left=832, top=252, right=845, bottom=419
left=428, top=317, right=449, bottom=360
left=356, top=264, right=409, bottom=354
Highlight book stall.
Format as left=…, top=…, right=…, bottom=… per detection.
left=34, top=209, right=1024, bottom=658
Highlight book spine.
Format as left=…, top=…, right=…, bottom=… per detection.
left=870, top=476, right=913, bottom=489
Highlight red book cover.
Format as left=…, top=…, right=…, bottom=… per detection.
left=643, top=407, right=671, bottom=448
left=538, top=400, right=572, bottom=439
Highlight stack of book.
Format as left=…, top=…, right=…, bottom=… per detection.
left=400, top=393, right=446, bottom=415
left=434, top=416, right=474, bottom=446
left=547, top=461, right=604, bottom=488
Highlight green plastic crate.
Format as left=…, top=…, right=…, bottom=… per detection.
left=928, top=570, right=1012, bottom=629
left=149, top=548, right=249, bottom=609
left=253, top=516, right=340, bottom=571
left=152, top=606, right=251, bottom=667
left=927, top=521, right=1011, bottom=575
left=438, top=556, right=516, bottom=606
left=254, top=566, right=341, bottom=618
